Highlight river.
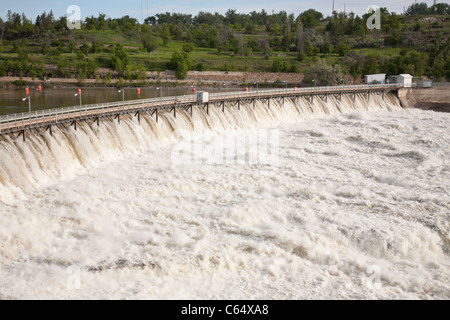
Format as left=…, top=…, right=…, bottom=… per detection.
left=0, top=87, right=224, bottom=115
left=0, top=92, right=449, bottom=299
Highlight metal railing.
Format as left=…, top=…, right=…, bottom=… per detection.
left=429, top=82, right=450, bottom=87
left=209, top=83, right=401, bottom=100
left=0, top=83, right=402, bottom=133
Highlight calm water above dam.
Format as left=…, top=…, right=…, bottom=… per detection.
left=0, top=87, right=225, bottom=115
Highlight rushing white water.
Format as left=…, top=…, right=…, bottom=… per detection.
left=0, top=93, right=449, bottom=299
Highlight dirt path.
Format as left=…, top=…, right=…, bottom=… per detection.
left=0, top=70, right=305, bottom=87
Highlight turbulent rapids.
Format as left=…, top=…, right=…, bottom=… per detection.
left=0, top=92, right=449, bottom=299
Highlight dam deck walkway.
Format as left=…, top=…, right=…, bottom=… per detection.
left=0, top=84, right=402, bottom=140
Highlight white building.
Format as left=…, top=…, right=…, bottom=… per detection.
left=397, top=74, right=413, bottom=87
left=422, top=79, right=432, bottom=88
left=364, top=74, right=386, bottom=84
left=196, top=91, right=209, bottom=103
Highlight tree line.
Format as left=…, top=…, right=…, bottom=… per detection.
left=0, top=2, right=449, bottom=84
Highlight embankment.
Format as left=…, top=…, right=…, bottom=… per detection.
left=398, top=85, right=450, bottom=112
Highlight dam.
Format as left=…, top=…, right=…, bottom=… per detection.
left=0, top=84, right=401, bottom=140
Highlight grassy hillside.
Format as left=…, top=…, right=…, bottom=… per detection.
left=0, top=7, right=449, bottom=84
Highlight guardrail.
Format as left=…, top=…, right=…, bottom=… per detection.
left=430, top=82, right=450, bottom=87
left=0, top=83, right=402, bottom=133
left=209, top=83, right=401, bottom=99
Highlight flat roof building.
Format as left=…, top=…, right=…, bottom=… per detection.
left=364, top=74, right=386, bottom=84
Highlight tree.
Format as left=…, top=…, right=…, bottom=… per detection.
left=0, top=18, right=4, bottom=41
left=65, top=41, right=76, bottom=54
left=336, top=41, right=350, bottom=56
left=325, top=12, right=347, bottom=44
left=427, top=33, right=448, bottom=69
left=80, top=43, right=90, bottom=56
left=182, top=43, right=194, bottom=53
left=297, top=51, right=306, bottom=61
left=111, top=44, right=129, bottom=72
left=406, top=2, right=430, bottom=16
left=343, top=51, right=365, bottom=83
left=433, top=3, right=449, bottom=15
left=304, top=59, right=344, bottom=86
left=191, top=23, right=218, bottom=48
left=272, top=60, right=282, bottom=72
left=169, top=51, right=190, bottom=79
left=157, top=24, right=170, bottom=44
left=141, top=33, right=159, bottom=59
left=76, top=58, right=98, bottom=79
left=363, top=54, right=382, bottom=75
left=300, top=9, right=323, bottom=29
left=305, top=39, right=315, bottom=56
left=57, top=57, right=72, bottom=78
left=445, top=58, right=450, bottom=81
left=55, top=16, right=68, bottom=31
left=90, top=42, right=101, bottom=54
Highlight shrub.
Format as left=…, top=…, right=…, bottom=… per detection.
left=182, top=43, right=195, bottom=53
left=384, top=35, right=399, bottom=46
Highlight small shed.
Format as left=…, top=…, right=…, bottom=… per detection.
left=196, top=91, right=209, bottom=103
left=364, top=74, right=386, bottom=84
left=422, top=80, right=432, bottom=88
left=397, top=74, right=413, bottom=87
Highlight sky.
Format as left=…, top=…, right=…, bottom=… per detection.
left=0, top=0, right=440, bottom=22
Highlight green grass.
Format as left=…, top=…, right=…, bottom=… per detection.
left=355, top=47, right=409, bottom=57
left=75, top=30, right=142, bottom=47
left=128, top=41, right=301, bottom=72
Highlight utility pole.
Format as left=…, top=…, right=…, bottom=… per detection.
left=332, top=0, right=335, bottom=14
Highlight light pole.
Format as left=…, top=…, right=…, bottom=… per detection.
left=254, top=82, right=258, bottom=92
left=157, top=87, right=163, bottom=104
left=118, top=89, right=125, bottom=102
left=22, top=96, right=31, bottom=114
left=75, top=89, right=82, bottom=117
left=312, top=79, right=316, bottom=87
left=23, top=87, right=31, bottom=115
